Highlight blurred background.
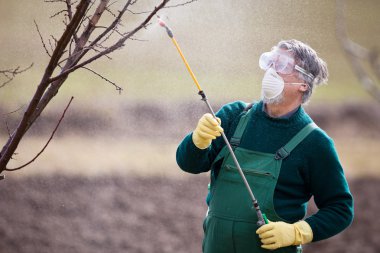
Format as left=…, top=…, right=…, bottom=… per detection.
left=0, top=0, right=379, bottom=252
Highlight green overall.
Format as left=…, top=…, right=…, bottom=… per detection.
left=203, top=107, right=317, bottom=253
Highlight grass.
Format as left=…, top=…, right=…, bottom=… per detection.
left=6, top=134, right=185, bottom=179
left=4, top=132, right=380, bottom=180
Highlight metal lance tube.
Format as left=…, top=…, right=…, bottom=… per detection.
left=158, top=16, right=267, bottom=227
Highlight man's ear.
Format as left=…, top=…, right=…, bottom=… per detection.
left=299, top=83, right=309, bottom=92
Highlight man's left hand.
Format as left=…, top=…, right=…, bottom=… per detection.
left=256, top=220, right=313, bottom=250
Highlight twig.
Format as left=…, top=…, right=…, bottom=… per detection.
left=34, top=20, right=52, bottom=57
left=0, top=64, right=33, bottom=88
left=5, top=122, right=11, bottom=138
left=89, top=45, right=113, bottom=60
left=164, top=0, right=197, bottom=8
left=51, top=35, right=59, bottom=48
left=82, top=67, right=122, bottom=93
left=5, top=96, right=74, bottom=171
left=66, top=0, right=73, bottom=20
left=2, top=105, right=26, bottom=116
left=50, top=9, right=68, bottom=19
left=45, top=0, right=66, bottom=3
left=58, top=44, right=97, bottom=65
left=127, top=9, right=151, bottom=15
left=48, top=38, right=55, bottom=55
left=128, top=0, right=195, bottom=15
left=129, top=36, right=148, bottom=42
left=107, top=0, right=119, bottom=8
left=105, top=6, right=117, bottom=18
left=88, top=43, right=113, bottom=60
left=98, top=23, right=123, bottom=45
left=66, top=0, right=80, bottom=43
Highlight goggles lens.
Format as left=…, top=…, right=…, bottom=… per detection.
left=259, top=49, right=294, bottom=74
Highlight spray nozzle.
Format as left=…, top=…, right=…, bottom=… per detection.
left=157, top=15, right=173, bottom=38
left=157, top=15, right=166, bottom=27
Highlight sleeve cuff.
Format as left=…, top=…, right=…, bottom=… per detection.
left=294, top=220, right=313, bottom=245
left=188, top=133, right=212, bottom=153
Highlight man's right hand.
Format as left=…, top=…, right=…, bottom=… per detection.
left=192, top=113, right=224, bottom=149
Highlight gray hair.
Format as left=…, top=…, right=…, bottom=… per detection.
left=277, top=39, right=329, bottom=103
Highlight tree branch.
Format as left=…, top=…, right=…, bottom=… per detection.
left=5, top=96, right=74, bottom=172
left=48, top=0, right=170, bottom=84
left=69, top=0, right=133, bottom=66
left=66, top=0, right=74, bottom=20
left=26, top=0, right=112, bottom=129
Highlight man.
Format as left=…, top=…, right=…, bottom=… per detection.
left=176, top=39, right=354, bottom=253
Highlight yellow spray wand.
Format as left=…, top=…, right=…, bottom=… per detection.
left=158, top=16, right=268, bottom=227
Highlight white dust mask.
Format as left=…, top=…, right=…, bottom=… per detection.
left=261, top=67, right=285, bottom=99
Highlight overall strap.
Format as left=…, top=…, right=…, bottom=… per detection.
left=275, top=122, right=318, bottom=160
left=230, top=103, right=255, bottom=149
left=209, top=103, right=255, bottom=165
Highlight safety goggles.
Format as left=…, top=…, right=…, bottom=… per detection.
left=259, top=47, right=314, bottom=80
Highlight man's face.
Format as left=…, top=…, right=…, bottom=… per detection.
left=279, top=71, right=308, bottom=102
left=263, top=71, right=307, bottom=105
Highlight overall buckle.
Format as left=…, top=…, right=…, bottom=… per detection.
left=230, top=137, right=240, bottom=149
left=275, top=147, right=290, bottom=160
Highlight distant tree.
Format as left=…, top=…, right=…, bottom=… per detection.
left=0, top=0, right=196, bottom=178
left=336, top=0, right=380, bottom=103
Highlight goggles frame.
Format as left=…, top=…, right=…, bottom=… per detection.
left=259, top=48, right=315, bottom=80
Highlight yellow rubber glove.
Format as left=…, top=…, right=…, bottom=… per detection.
left=192, top=113, right=223, bottom=149
left=256, top=220, right=313, bottom=250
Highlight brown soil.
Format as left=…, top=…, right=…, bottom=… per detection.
left=0, top=175, right=378, bottom=253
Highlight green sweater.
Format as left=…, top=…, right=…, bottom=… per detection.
left=176, top=100, right=354, bottom=242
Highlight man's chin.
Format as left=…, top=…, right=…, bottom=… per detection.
left=262, top=93, right=284, bottom=105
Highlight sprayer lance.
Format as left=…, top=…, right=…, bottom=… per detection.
left=158, top=16, right=267, bottom=227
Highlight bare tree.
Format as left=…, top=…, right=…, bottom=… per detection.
left=0, top=0, right=195, bottom=178
left=336, top=0, right=380, bottom=103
